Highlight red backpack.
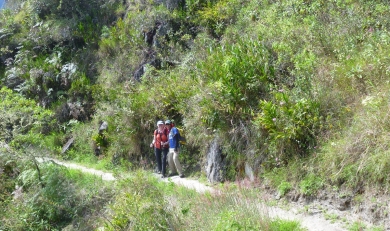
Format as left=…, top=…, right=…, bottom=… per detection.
left=154, top=128, right=169, bottom=148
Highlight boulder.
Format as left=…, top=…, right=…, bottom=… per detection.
left=61, top=137, right=75, bottom=154
left=98, top=121, right=108, bottom=134
left=205, top=137, right=226, bottom=183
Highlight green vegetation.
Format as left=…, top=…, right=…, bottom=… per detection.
left=2, top=0, right=390, bottom=229
left=0, top=150, right=114, bottom=230
left=104, top=171, right=306, bottom=231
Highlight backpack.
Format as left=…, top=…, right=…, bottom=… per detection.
left=176, top=127, right=186, bottom=145
left=154, top=129, right=169, bottom=147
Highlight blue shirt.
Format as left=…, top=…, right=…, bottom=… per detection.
left=168, top=127, right=180, bottom=149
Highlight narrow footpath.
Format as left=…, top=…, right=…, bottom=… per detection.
left=37, top=157, right=352, bottom=231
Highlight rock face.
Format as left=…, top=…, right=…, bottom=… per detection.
left=98, top=121, right=108, bottom=134
left=61, top=137, right=75, bottom=154
left=205, top=137, right=226, bottom=183
left=245, top=162, right=255, bottom=182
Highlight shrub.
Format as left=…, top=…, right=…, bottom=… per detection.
left=1, top=158, right=114, bottom=231
left=254, top=90, right=322, bottom=164
left=268, top=219, right=304, bottom=231
left=197, top=36, right=273, bottom=129
left=195, top=0, right=242, bottom=38
left=211, top=210, right=258, bottom=230
left=104, top=171, right=172, bottom=230
left=0, top=87, right=55, bottom=146
left=278, top=181, right=292, bottom=196
left=299, top=173, right=324, bottom=196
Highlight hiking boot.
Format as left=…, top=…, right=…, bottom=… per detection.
left=179, top=174, right=185, bottom=178
left=161, top=174, right=166, bottom=178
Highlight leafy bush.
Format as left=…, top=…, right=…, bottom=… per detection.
left=254, top=90, right=322, bottom=164
left=0, top=87, right=55, bottom=146
left=0, top=150, right=18, bottom=203
left=1, top=162, right=76, bottom=230
left=278, top=181, right=292, bottom=196
left=299, top=173, right=324, bottom=196
left=195, top=0, right=242, bottom=38
left=196, top=36, right=273, bottom=129
left=1, top=159, right=113, bottom=231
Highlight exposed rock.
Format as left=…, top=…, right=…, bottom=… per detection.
left=143, top=22, right=161, bottom=46
left=153, top=21, right=169, bottom=49
left=61, top=137, right=75, bottom=154
left=245, top=162, right=255, bottom=182
left=56, top=102, right=87, bottom=123
left=4, top=72, right=24, bottom=89
left=11, top=185, right=23, bottom=200
left=98, top=121, right=108, bottom=134
left=205, top=137, right=226, bottom=183
left=133, top=51, right=161, bottom=81
left=134, top=65, right=146, bottom=81
left=94, top=121, right=109, bottom=156
left=244, top=148, right=266, bottom=182
left=337, top=196, right=351, bottom=211
left=286, top=190, right=301, bottom=202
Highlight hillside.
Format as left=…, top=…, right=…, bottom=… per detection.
left=1, top=0, right=390, bottom=230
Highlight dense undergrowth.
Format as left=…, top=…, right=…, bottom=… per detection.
left=0, top=148, right=114, bottom=230
left=2, top=0, right=390, bottom=229
left=103, top=171, right=306, bottom=231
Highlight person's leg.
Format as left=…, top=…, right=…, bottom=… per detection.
left=155, top=148, right=162, bottom=173
left=168, top=148, right=176, bottom=175
left=161, top=148, right=168, bottom=177
left=173, top=149, right=183, bottom=177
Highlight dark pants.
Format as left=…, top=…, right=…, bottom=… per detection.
left=161, top=148, right=168, bottom=176
left=155, top=147, right=168, bottom=174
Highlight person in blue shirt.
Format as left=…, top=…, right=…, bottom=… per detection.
left=165, top=120, right=184, bottom=178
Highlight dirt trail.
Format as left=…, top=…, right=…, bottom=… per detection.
left=36, top=157, right=116, bottom=181
left=36, top=157, right=353, bottom=231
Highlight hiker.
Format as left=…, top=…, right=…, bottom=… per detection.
left=165, top=120, right=184, bottom=178
left=150, top=120, right=169, bottom=176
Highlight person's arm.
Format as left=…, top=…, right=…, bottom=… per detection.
left=174, top=128, right=180, bottom=150
left=150, top=131, right=156, bottom=147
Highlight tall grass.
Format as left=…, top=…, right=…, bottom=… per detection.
left=315, top=88, right=390, bottom=191
left=0, top=155, right=114, bottom=231
left=105, top=171, right=306, bottom=230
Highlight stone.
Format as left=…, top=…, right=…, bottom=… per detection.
left=99, top=121, right=108, bottom=134
left=205, top=137, right=226, bottom=183
left=61, top=137, right=75, bottom=154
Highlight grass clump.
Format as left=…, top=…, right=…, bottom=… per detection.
left=104, top=171, right=172, bottom=230
left=268, top=219, right=305, bottom=231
